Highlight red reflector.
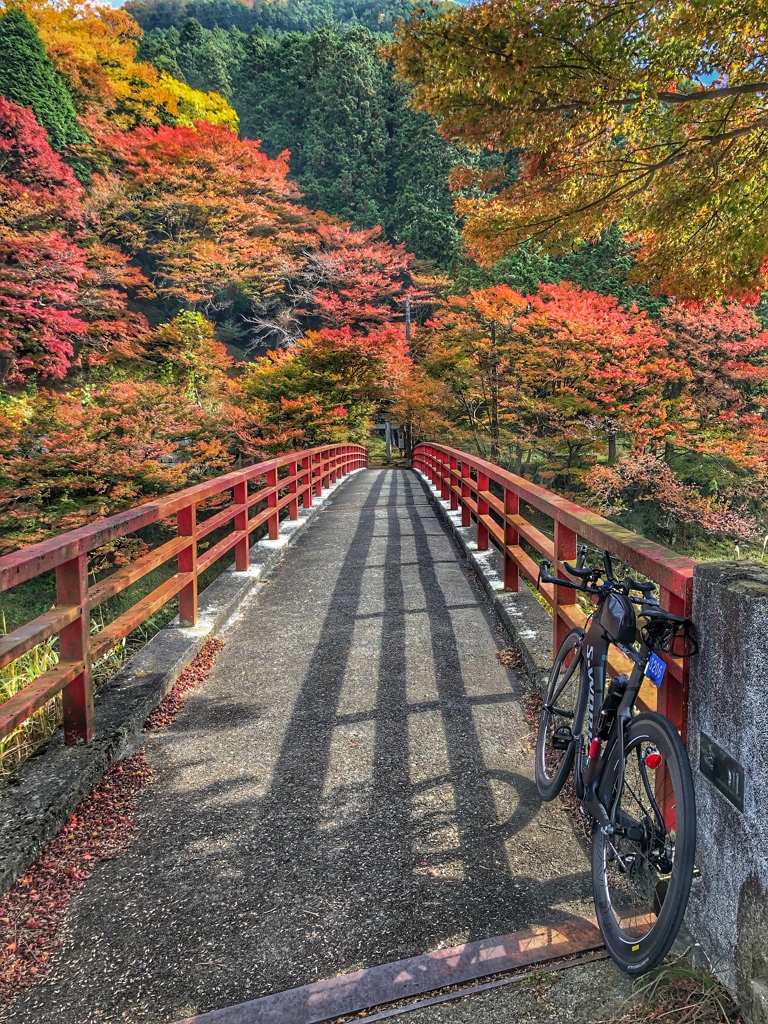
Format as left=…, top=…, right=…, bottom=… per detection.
left=646, top=752, right=663, bottom=770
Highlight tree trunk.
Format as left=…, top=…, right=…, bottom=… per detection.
left=608, top=433, right=617, bottom=464
left=515, top=443, right=523, bottom=477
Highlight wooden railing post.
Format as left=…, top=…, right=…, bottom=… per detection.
left=440, top=451, right=450, bottom=500
left=449, top=455, right=458, bottom=511
left=300, top=455, right=311, bottom=509
left=504, top=486, right=519, bottom=591
left=477, top=470, right=489, bottom=550
left=56, top=554, right=93, bottom=745
left=234, top=480, right=249, bottom=571
left=461, top=462, right=471, bottom=528
left=554, top=519, right=577, bottom=651
left=289, top=460, right=299, bottom=520
left=178, top=503, right=198, bottom=627
left=267, top=467, right=279, bottom=539
left=314, top=452, right=322, bottom=497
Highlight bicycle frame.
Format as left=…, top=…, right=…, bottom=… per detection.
left=568, top=612, right=653, bottom=833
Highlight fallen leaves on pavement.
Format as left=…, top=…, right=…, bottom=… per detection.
left=144, top=637, right=225, bottom=730
left=496, top=645, right=523, bottom=668
left=0, top=753, right=153, bottom=1007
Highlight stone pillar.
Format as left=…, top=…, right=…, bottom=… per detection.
left=685, top=562, right=768, bottom=1023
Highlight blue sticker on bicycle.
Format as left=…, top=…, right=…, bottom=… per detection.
left=645, top=653, right=666, bottom=688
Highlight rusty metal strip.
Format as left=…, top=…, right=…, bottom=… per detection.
left=174, top=918, right=602, bottom=1024
left=349, top=950, right=611, bottom=1023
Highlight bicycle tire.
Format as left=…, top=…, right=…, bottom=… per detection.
left=591, top=712, right=696, bottom=975
left=535, top=628, right=587, bottom=801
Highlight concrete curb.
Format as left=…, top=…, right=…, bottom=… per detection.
left=0, top=470, right=363, bottom=894
left=414, top=469, right=554, bottom=692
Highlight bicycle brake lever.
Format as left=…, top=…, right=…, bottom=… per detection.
left=576, top=543, right=588, bottom=570
left=602, top=549, right=615, bottom=581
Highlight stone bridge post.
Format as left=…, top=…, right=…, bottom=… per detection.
left=685, top=562, right=768, bottom=1023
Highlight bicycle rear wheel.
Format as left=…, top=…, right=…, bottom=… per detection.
left=535, top=628, right=586, bottom=800
left=592, top=712, right=696, bottom=975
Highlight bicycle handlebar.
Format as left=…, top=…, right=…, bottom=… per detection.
left=537, top=551, right=695, bottom=653
left=538, top=551, right=659, bottom=602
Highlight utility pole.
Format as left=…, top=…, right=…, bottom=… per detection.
left=385, top=419, right=392, bottom=463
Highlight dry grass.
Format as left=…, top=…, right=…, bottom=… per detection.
left=602, top=954, right=740, bottom=1024
left=0, top=628, right=61, bottom=779
left=0, top=615, right=142, bottom=779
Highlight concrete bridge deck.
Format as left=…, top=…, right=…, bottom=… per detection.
left=5, top=469, right=595, bottom=1024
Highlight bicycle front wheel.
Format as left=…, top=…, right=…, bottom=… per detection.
left=535, top=628, right=586, bottom=801
left=592, top=712, right=696, bottom=975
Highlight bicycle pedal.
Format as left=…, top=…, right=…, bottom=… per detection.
left=551, top=726, right=573, bottom=750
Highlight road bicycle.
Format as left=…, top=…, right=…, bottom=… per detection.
left=535, top=546, right=696, bottom=975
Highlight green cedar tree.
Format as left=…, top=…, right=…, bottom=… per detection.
left=0, top=8, right=88, bottom=153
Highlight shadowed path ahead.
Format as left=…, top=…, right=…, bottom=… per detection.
left=4, top=469, right=593, bottom=1024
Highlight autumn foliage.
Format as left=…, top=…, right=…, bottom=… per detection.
left=0, top=21, right=420, bottom=554
left=1, top=0, right=768, bottom=561
left=419, top=283, right=688, bottom=467
left=393, top=0, right=768, bottom=300
left=416, top=283, right=767, bottom=543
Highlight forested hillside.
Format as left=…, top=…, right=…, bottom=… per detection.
left=127, top=0, right=420, bottom=36
left=0, top=0, right=441, bottom=562
left=135, top=17, right=486, bottom=265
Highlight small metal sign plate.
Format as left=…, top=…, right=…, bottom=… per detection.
left=699, top=732, right=745, bottom=812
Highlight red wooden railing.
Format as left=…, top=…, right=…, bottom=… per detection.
left=0, top=444, right=367, bottom=747
left=413, top=443, right=696, bottom=740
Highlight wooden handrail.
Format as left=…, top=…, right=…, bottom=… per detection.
left=413, top=442, right=695, bottom=741
left=0, top=443, right=368, bottom=746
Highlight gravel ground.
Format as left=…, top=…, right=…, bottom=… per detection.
left=3, top=469, right=594, bottom=1024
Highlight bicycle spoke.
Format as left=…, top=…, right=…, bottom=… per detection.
left=536, top=631, right=585, bottom=800
left=550, top=653, right=580, bottom=706
left=602, top=736, right=674, bottom=940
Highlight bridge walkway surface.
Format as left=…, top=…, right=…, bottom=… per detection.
left=4, top=468, right=604, bottom=1024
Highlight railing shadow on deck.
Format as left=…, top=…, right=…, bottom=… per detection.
left=8, top=467, right=594, bottom=1021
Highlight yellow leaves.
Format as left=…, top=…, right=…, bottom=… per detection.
left=19, top=0, right=178, bottom=131
left=14, top=0, right=235, bottom=136
left=159, top=74, right=239, bottom=132
left=394, top=0, right=768, bottom=298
